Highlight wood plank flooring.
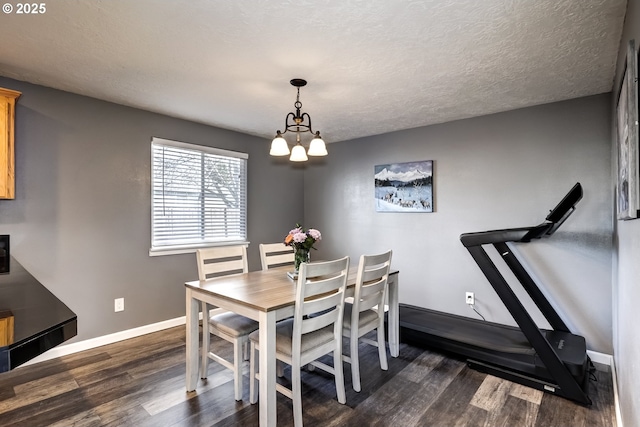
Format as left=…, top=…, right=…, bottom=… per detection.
left=0, top=326, right=616, bottom=426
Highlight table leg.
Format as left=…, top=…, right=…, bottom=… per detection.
left=388, top=274, right=400, bottom=357
left=201, top=302, right=211, bottom=378
left=258, top=310, right=277, bottom=427
left=185, top=288, right=200, bottom=391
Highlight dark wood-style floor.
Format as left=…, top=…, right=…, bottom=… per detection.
left=0, top=326, right=616, bottom=427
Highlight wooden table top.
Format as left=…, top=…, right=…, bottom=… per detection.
left=185, top=266, right=398, bottom=313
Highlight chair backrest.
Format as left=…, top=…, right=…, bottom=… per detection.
left=352, top=250, right=393, bottom=319
left=293, top=257, right=350, bottom=351
left=259, top=242, right=295, bottom=271
left=196, top=245, right=248, bottom=280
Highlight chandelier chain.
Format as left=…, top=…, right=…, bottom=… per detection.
left=295, top=87, right=302, bottom=110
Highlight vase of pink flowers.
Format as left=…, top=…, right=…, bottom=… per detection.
left=284, top=224, right=322, bottom=273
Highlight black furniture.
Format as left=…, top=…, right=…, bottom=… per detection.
left=400, top=183, right=593, bottom=405
left=0, top=256, right=77, bottom=372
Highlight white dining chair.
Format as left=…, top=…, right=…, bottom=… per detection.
left=248, top=256, right=350, bottom=427
left=259, top=242, right=295, bottom=270
left=197, top=245, right=258, bottom=401
left=342, top=250, right=392, bottom=392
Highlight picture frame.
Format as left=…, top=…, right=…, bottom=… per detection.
left=616, top=39, right=640, bottom=220
left=374, top=160, right=433, bottom=212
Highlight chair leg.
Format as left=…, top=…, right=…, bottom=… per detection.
left=201, top=303, right=210, bottom=379
left=350, top=333, right=361, bottom=392
left=243, top=340, right=250, bottom=361
left=292, top=361, right=303, bottom=427
left=377, top=321, right=388, bottom=371
left=233, top=337, right=244, bottom=401
left=249, top=341, right=258, bottom=404
left=334, top=345, right=347, bottom=404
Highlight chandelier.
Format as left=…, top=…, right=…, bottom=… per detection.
left=270, top=79, right=327, bottom=162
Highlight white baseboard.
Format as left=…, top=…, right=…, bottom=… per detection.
left=586, top=349, right=612, bottom=368
left=586, top=350, right=622, bottom=427
left=20, top=315, right=189, bottom=367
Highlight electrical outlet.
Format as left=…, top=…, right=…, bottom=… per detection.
left=114, top=298, right=125, bottom=312
left=465, top=292, right=475, bottom=305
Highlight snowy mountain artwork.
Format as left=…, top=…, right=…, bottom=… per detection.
left=374, top=160, right=433, bottom=212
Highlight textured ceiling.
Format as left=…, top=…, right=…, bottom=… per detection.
left=0, top=0, right=628, bottom=143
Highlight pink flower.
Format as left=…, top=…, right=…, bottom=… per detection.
left=308, top=229, right=321, bottom=240
left=293, top=232, right=307, bottom=243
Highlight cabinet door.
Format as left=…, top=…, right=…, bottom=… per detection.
left=0, top=89, right=20, bottom=199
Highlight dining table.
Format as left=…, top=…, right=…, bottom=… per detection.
left=184, top=264, right=400, bottom=427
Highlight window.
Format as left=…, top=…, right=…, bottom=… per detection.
left=150, top=137, right=248, bottom=255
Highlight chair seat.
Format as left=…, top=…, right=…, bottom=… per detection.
left=210, top=312, right=259, bottom=337
left=342, top=302, right=378, bottom=331
left=249, top=318, right=334, bottom=357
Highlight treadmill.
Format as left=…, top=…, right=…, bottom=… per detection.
left=399, top=182, right=593, bottom=405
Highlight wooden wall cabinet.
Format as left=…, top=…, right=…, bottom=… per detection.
left=0, top=88, right=21, bottom=199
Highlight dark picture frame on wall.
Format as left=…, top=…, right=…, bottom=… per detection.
left=616, top=39, right=640, bottom=220
left=374, top=160, right=433, bottom=212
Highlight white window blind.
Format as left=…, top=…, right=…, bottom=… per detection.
left=150, top=138, right=248, bottom=254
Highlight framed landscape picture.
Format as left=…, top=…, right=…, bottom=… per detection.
left=616, top=39, right=640, bottom=220
left=375, top=160, right=433, bottom=212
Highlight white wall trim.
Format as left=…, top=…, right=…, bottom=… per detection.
left=587, top=350, right=622, bottom=427
left=586, top=349, right=612, bottom=367
left=20, top=315, right=190, bottom=367
left=610, top=355, right=623, bottom=427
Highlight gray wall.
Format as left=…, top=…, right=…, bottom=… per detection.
left=304, top=94, right=613, bottom=354
left=612, top=1, right=640, bottom=426
left=0, top=77, right=304, bottom=342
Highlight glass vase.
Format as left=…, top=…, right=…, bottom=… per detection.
left=294, top=247, right=310, bottom=273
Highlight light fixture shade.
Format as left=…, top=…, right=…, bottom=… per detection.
left=307, top=135, right=328, bottom=156
left=270, top=134, right=290, bottom=156
left=289, top=144, right=308, bottom=162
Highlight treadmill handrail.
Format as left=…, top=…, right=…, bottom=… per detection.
left=460, top=223, right=553, bottom=247
left=460, top=182, right=582, bottom=247
left=546, top=183, right=583, bottom=224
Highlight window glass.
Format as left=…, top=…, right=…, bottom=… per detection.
left=150, top=137, right=248, bottom=255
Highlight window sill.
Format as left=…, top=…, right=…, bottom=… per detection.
left=149, top=241, right=249, bottom=257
